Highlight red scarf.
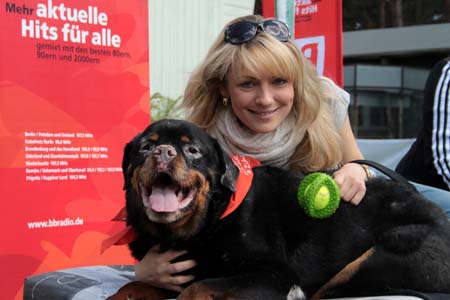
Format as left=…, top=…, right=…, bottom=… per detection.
left=220, top=155, right=260, bottom=218
left=101, top=155, right=260, bottom=253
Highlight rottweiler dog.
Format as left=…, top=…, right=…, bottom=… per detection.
left=109, top=119, right=450, bottom=300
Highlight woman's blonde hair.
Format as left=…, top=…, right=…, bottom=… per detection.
left=182, top=15, right=343, bottom=172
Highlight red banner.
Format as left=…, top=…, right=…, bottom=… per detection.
left=0, top=1, right=149, bottom=299
left=262, top=0, right=343, bottom=86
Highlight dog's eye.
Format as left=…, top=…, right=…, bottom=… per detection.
left=140, top=142, right=152, bottom=153
left=188, top=146, right=199, bottom=154
left=183, top=145, right=202, bottom=158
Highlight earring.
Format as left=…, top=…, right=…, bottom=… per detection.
left=223, top=97, right=228, bottom=106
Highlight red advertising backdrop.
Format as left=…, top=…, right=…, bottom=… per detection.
left=0, top=1, right=149, bottom=299
left=262, top=0, right=343, bottom=86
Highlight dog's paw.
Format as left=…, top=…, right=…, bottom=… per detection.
left=177, top=281, right=238, bottom=300
left=106, top=281, right=168, bottom=300
left=287, top=285, right=306, bottom=300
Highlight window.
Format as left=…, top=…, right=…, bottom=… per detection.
left=343, top=0, right=450, bottom=31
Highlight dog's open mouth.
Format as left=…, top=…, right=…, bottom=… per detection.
left=140, top=173, right=197, bottom=213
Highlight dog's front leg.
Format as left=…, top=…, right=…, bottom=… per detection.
left=177, top=278, right=235, bottom=300
left=106, top=281, right=177, bottom=300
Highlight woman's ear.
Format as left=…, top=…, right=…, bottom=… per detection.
left=219, top=85, right=229, bottom=98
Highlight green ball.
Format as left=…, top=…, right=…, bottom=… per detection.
left=297, top=172, right=341, bottom=218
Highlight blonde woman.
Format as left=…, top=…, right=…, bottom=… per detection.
left=135, top=14, right=369, bottom=291
left=184, top=14, right=368, bottom=199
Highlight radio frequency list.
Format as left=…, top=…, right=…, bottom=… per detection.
left=23, top=131, right=121, bottom=182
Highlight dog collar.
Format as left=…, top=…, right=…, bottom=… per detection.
left=102, top=155, right=260, bottom=252
left=220, top=155, right=260, bottom=219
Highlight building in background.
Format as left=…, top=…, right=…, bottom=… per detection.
left=148, top=0, right=255, bottom=121
left=149, top=0, right=254, bottom=101
left=343, top=0, right=450, bottom=138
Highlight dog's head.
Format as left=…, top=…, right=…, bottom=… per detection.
left=122, top=119, right=238, bottom=241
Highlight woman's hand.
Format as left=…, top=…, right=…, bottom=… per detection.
left=134, top=244, right=197, bottom=292
left=332, top=162, right=367, bottom=205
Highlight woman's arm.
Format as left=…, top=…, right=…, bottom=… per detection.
left=332, top=115, right=368, bottom=205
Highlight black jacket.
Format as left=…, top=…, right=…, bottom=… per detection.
left=396, top=57, right=450, bottom=191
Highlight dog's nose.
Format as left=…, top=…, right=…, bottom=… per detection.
left=152, top=144, right=177, bottom=163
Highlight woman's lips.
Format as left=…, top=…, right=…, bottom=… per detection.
left=249, top=107, right=279, bottom=119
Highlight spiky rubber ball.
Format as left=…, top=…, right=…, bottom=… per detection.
left=297, top=173, right=341, bottom=218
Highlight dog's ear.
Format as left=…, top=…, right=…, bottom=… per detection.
left=122, top=140, right=134, bottom=190
left=213, top=139, right=238, bottom=192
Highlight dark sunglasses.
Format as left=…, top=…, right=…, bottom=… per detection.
left=224, top=19, right=291, bottom=45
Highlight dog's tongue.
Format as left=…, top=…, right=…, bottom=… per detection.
left=149, top=186, right=178, bottom=212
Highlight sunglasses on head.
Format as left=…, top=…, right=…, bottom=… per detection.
left=224, top=19, right=291, bottom=45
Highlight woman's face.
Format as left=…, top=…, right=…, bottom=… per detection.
left=223, top=71, right=294, bottom=133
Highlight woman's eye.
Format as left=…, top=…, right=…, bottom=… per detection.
left=239, top=81, right=255, bottom=88
left=273, top=78, right=287, bottom=85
